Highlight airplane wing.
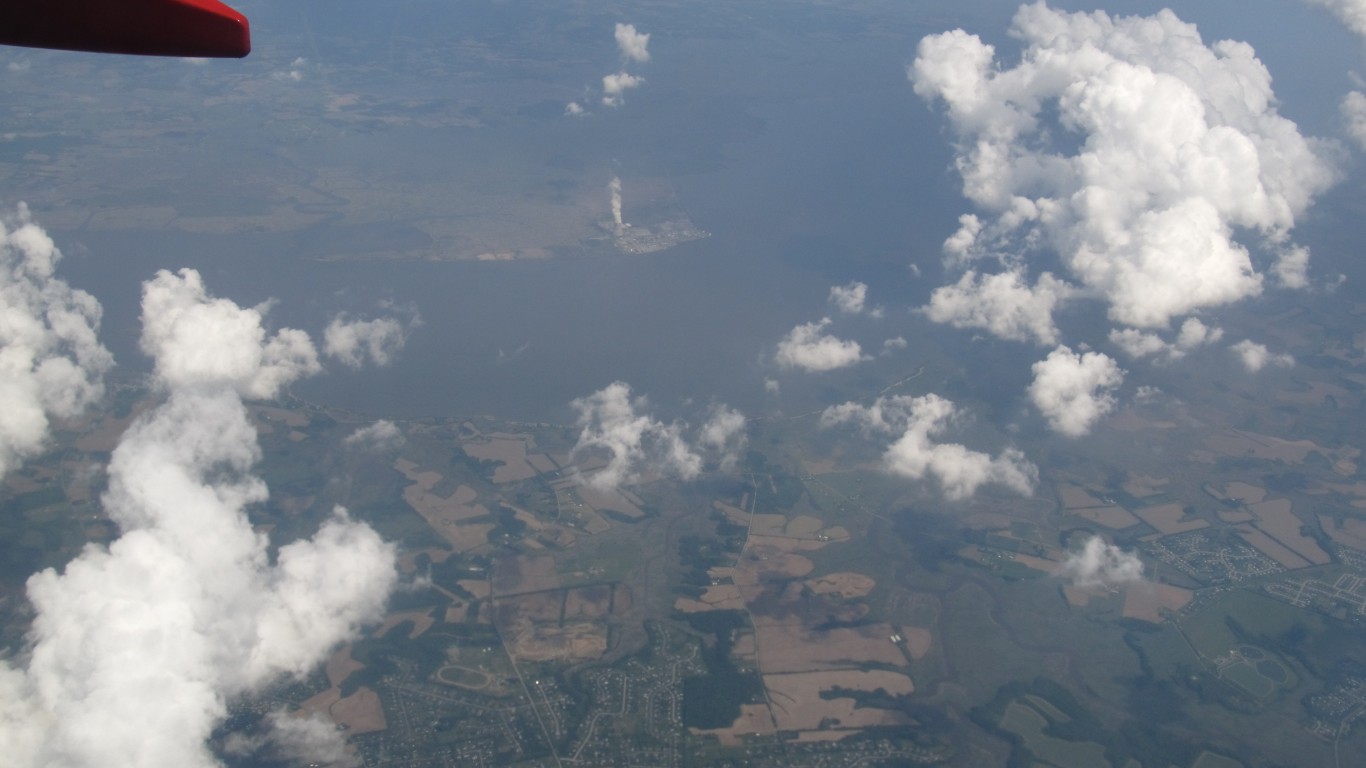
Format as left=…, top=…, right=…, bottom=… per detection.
left=0, top=0, right=250, bottom=58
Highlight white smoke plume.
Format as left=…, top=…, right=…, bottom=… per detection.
left=608, top=176, right=625, bottom=235
left=774, top=318, right=866, bottom=372
left=0, top=272, right=398, bottom=767
left=323, top=314, right=408, bottom=368
left=614, top=23, right=651, bottom=63
left=344, top=419, right=404, bottom=452
left=911, top=3, right=1336, bottom=340
left=1058, top=535, right=1145, bottom=588
left=821, top=394, right=1036, bottom=500
left=570, top=382, right=746, bottom=490
left=1029, top=346, right=1124, bottom=437
left=0, top=205, right=114, bottom=480
left=601, top=71, right=643, bottom=107
left=1231, top=339, right=1295, bottom=371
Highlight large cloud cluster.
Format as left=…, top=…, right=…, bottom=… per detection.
left=1058, top=535, right=1145, bottom=588
left=0, top=205, right=113, bottom=479
left=911, top=3, right=1336, bottom=431
left=821, top=394, right=1036, bottom=499
left=0, top=270, right=398, bottom=768
left=570, top=382, right=746, bottom=490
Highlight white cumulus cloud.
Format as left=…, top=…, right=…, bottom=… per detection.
left=0, top=204, right=114, bottom=480
left=323, top=314, right=408, bottom=368
left=774, top=318, right=865, bottom=372
left=344, top=419, right=404, bottom=452
left=570, top=382, right=746, bottom=491
left=923, top=268, right=1071, bottom=345
left=1058, top=535, right=1145, bottom=588
left=1029, top=346, right=1124, bottom=436
left=1109, top=317, right=1223, bottom=361
left=1231, top=339, right=1294, bottom=371
left=1343, top=90, right=1366, bottom=150
left=614, top=23, right=651, bottom=63
left=1306, top=0, right=1366, bottom=38
left=140, top=268, right=320, bottom=399
left=602, top=71, right=644, bottom=107
left=828, top=281, right=870, bottom=314
left=0, top=273, right=397, bottom=768
left=911, top=3, right=1336, bottom=337
left=821, top=394, right=1036, bottom=499
left=697, top=404, right=748, bottom=473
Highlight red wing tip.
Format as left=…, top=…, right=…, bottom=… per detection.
left=0, top=0, right=252, bottom=58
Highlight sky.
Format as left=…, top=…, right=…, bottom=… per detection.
left=3, top=0, right=1366, bottom=764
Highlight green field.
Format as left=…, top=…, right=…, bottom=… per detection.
left=998, top=700, right=1110, bottom=768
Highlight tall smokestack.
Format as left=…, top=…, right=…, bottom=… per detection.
left=609, top=176, right=624, bottom=236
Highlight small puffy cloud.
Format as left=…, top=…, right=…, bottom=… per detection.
left=1306, top=0, right=1366, bottom=38
left=1272, top=245, right=1310, bottom=289
left=828, top=281, right=869, bottom=314
left=821, top=394, right=1036, bottom=499
left=1029, top=346, right=1124, bottom=437
left=601, top=71, right=643, bottom=107
left=923, top=269, right=1071, bottom=345
left=0, top=204, right=114, bottom=480
left=1109, top=317, right=1223, bottom=361
left=565, top=101, right=587, bottom=117
left=764, top=378, right=781, bottom=395
left=344, top=420, right=404, bottom=452
left=272, top=57, right=306, bottom=82
left=1058, top=535, right=1145, bottom=589
left=1231, top=339, right=1294, bottom=371
left=883, top=336, right=908, bottom=352
left=1134, top=385, right=1163, bottom=404
left=323, top=315, right=408, bottom=368
left=572, top=383, right=691, bottom=489
left=697, top=405, right=748, bottom=472
left=774, top=318, right=865, bottom=372
left=614, top=23, right=650, bottom=63
left=911, top=4, right=1335, bottom=339
left=224, top=711, right=357, bottom=767
left=1343, top=90, right=1366, bottom=150
left=140, top=268, right=320, bottom=399
left=265, top=712, right=357, bottom=767
left=570, top=382, right=745, bottom=490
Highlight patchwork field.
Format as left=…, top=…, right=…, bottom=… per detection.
left=764, top=670, right=914, bottom=732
